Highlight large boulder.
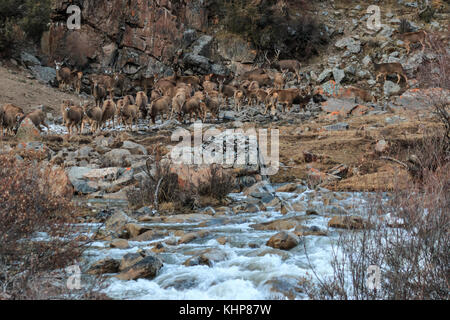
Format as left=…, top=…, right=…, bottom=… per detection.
left=266, top=231, right=300, bottom=250
left=251, top=216, right=307, bottom=231
left=119, top=253, right=144, bottom=271
left=15, top=118, right=41, bottom=142
left=183, top=248, right=229, bottom=267
left=116, top=255, right=163, bottom=280
left=66, top=166, right=132, bottom=194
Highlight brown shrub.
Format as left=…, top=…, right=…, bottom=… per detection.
left=304, top=151, right=449, bottom=300
left=127, top=151, right=235, bottom=211
left=0, top=155, right=98, bottom=299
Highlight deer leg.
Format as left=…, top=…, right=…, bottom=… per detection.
left=376, top=73, right=381, bottom=82
left=397, top=74, right=401, bottom=84
left=419, top=41, right=424, bottom=52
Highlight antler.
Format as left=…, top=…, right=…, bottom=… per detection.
left=274, top=49, right=281, bottom=62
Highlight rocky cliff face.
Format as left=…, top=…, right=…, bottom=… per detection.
left=42, top=0, right=211, bottom=76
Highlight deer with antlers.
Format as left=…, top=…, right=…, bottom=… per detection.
left=269, top=50, right=302, bottom=83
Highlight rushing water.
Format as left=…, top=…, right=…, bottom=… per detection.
left=77, top=187, right=372, bottom=300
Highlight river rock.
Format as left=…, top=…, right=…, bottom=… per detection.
left=87, top=258, right=120, bottom=275
left=275, top=183, right=297, bottom=193
left=178, top=230, right=209, bottom=244
left=119, top=253, right=144, bottom=271
left=266, top=231, right=300, bottom=250
left=328, top=216, right=367, bottom=230
left=116, top=255, right=163, bottom=280
left=105, top=211, right=131, bottom=233
left=251, top=216, right=307, bottom=231
left=121, top=223, right=152, bottom=239
left=183, top=248, right=228, bottom=267
left=110, top=239, right=130, bottom=249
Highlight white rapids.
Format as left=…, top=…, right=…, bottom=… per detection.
left=78, top=188, right=373, bottom=300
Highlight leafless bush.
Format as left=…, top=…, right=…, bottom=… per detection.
left=304, top=159, right=449, bottom=300
left=127, top=151, right=235, bottom=210
left=196, top=164, right=235, bottom=201
left=0, top=155, right=101, bottom=299
left=416, top=32, right=450, bottom=91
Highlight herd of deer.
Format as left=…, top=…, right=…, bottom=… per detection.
left=0, top=30, right=430, bottom=137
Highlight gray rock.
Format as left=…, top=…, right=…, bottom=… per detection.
left=362, top=55, right=372, bottom=67
left=216, top=35, right=256, bottom=64
left=29, top=66, right=56, bottom=84
left=317, top=69, right=333, bottom=83
left=87, top=258, right=120, bottom=275
left=335, top=37, right=361, bottom=54
left=20, top=52, right=40, bottom=67
left=383, top=81, right=401, bottom=97
left=191, top=35, right=214, bottom=57
left=183, top=53, right=211, bottom=74
left=323, top=122, right=349, bottom=131
left=182, top=29, right=197, bottom=48
left=119, top=253, right=144, bottom=271
left=76, top=146, right=93, bottom=158
left=105, top=211, right=131, bottom=233
left=333, top=68, right=345, bottom=84
left=122, top=141, right=147, bottom=155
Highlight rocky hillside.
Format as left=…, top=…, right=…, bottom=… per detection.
left=35, top=1, right=447, bottom=90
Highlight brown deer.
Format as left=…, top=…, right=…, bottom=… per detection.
left=270, top=50, right=302, bottom=83
left=113, top=71, right=128, bottom=96
left=182, top=95, right=204, bottom=123
left=118, top=103, right=139, bottom=131
left=149, top=95, right=172, bottom=124
left=71, top=70, right=83, bottom=94
left=55, top=61, right=72, bottom=91
left=203, top=92, right=221, bottom=122
left=373, top=62, right=408, bottom=84
left=234, top=90, right=245, bottom=111
left=101, top=99, right=116, bottom=129
left=346, top=86, right=377, bottom=103
left=264, top=88, right=310, bottom=115
left=273, top=69, right=288, bottom=89
left=83, top=102, right=103, bottom=133
left=25, top=109, right=49, bottom=132
left=171, top=88, right=188, bottom=120
left=219, top=80, right=236, bottom=101
left=393, top=30, right=431, bottom=55
left=62, top=104, right=84, bottom=135
left=92, top=81, right=107, bottom=107
left=0, top=104, right=25, bottom=136
left=136, top=91, right=149, bottom=119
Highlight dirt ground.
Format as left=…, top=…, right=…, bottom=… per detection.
left=0, top=65, right=84, bottom=115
